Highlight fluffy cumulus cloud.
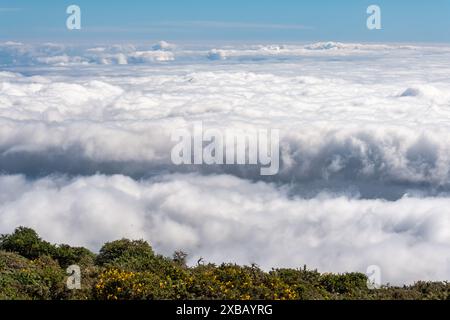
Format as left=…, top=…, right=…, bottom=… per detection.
left=0, top=173, right=449, bottom=285
left=0, top=41, right=175, bottom=66
left=1, top=41, right=450, bottom=284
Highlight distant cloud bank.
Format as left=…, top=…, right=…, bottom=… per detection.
left=1, top=41, right=450, bottom=284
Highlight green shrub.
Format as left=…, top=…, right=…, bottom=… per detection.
left=271, top=268, right=329, bottom=299
left=0, top=227, right=56, bottom=260
left=1, top=227, right=450, bottom=301
left=0, top=251, right=67, bottom=300
left=189, top=264, right=298, bottom=300
left=93, top=268, right=182, bottom=300
left=95, top=239, right=154, bottom=267
left=319, top=272, right=369, bottom=298
left=0, top=227, right=95, bottom=269
left=53, top=244, right=95, bottom=269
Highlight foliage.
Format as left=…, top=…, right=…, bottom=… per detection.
left=0, top=227, right=55, bottom=260
left=0, top=227, right=95, bottom=269
left=0, top=251, right=67, bottom=300
left=95, top=239, right=154, bottom=266
left=1, top=226, right=449, bottom=300
left=93, top=269, right=182, bottom=300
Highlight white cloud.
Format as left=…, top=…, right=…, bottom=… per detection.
left=1, top=42, right=450, bottom=284
left=152, top=41, right=176, bottom=51
left=0, top=173, right=449, bottom=285
left=2, top=41, right=447, bottom=67
left=1, top=51, right=450, bottom=194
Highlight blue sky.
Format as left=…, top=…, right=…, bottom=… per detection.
left=0, top=0, right=449, bottom=43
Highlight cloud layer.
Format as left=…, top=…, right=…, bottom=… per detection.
left=2, top=41, right=450, bottom=66
left=1, top=45, right=450, bottom=197
left=1, top=42, right=450, bottom=284
left=0, top=173, right=449, bottom=285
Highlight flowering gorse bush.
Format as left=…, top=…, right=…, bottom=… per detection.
left=1, top=227, right=449, bottom=300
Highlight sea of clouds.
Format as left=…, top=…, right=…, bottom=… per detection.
left=1, top=41, right=450, bottom=284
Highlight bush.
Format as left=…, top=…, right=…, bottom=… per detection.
left=0, top=227, right=56, bottom=260
left=189, top=264, right=298, bottom=300
left=319, top=272, right=369, bottom=298
left=93, top=268, right=181, bottom=300
left=173, top=250, right=188, bottom=267
left=1, top=227, right=450, bottom=300
left=271, top=268, right=329, bottom=299
left=0, top=251, right=67, bottom=300
left=95, top=239, right=154, bottom=267
left=0, top=227, right=95, bottom=269
left=53, top=244, right=95, bottom=269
